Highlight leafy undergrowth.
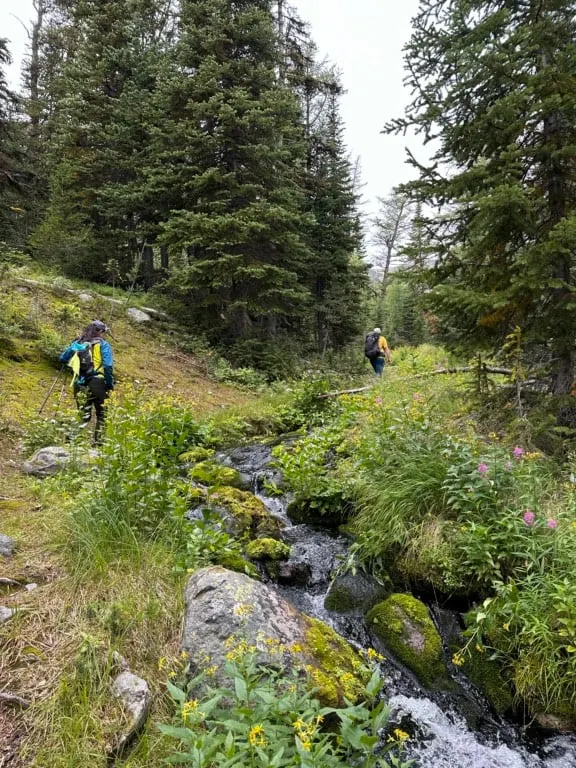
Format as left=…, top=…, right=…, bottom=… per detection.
left=0, top=262, right=293, bottom=765
left=272, top=348, right=576, bottom=720
left=0, top=339, right=363, bottom=766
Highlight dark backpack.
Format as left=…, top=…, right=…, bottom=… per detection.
left=67, top=340, right=100, bottom=383
left=364, top=332, right=381, bottom=359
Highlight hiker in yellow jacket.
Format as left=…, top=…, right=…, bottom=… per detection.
left=364, top=327, right=391, bottom=376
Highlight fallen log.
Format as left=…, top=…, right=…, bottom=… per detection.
left=319, top=366, right=514, bottom=398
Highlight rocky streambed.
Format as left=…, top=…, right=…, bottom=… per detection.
left=182, top=442, right=576, bottom=768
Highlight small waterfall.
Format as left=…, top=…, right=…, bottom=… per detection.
left=219, top=443, right=576, bottom=768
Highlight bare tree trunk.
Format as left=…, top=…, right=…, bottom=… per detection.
left=380, top=244, right=393, bottom=299
left=29, top=0, right=45, bottom=136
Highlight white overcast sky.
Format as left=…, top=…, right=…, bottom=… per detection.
left=1, top=0, right=423, bottom=230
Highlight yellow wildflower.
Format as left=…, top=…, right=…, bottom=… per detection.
left=476, top=644, right=485, bottom=654
left=452, top=653, right=465, bottom=667
left=181, top=699, right=199, bottom=720
left=290, top=643, right=304, bottom=654
left=158, top=656, right=167, bottom=671
left=503, top=622, right=510, bottom=631
left=300, top=740, right=312, bottom=752
left=206, top=665, right=219, bottom=677
left=393, top=728, right=410, bottom=742
left=180, top=650, right=189, bottom=661
left=248, top=724, right=267, bottom=747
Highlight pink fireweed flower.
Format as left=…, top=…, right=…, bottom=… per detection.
left=547, top=519, right=558, bottom=529
left=477, top=463, right=489, bottom=475
left=523, top=510, right=536, bottom=526
left=513, top=446, right=525, bottom=460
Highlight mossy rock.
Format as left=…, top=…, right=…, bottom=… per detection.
left=459, top=646, right=514, bottom=716
left=179, top=446, right=215, bottom=464
left=185, top=486, right=208, bottom=505
left=189, top=461, right=242, bottom=488
left=217, top=552, right=259, bottom=579
left=324, top=571, right=390, bottom=615
left=302, top=616, right=367, bottom=707
left=245, top=538, right=291, bottom=562
left=208, top=487, right=283, bottom=539
left=367, top=593, right=447, bottom=688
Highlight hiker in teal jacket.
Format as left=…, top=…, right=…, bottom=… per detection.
left=60, top=320, right=114, bottom=442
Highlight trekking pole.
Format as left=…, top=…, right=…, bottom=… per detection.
left=38, top=366, right=65, bottom=416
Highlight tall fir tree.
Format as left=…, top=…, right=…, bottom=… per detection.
left=32, top=0, right=176, bottom=279
left=157, top=0, right=312, bottom=353
left=388, top=0, right=576, bottom=394
left=0, top=39, right=27, bottom=245
left=302, top=84, right=366, bottom=352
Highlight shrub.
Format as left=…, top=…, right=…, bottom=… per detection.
left=67, top=390, right=208, bottom=567
left=159, top=644, right=412, bottom=768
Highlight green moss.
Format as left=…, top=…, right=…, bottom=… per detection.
left=245, top=538, right=291, bottom=562
left=366, top=593, right=446, bottom=688
left=209, top=487, right=283, bottom=539
left=189, top=461, right=242, bottom=488
left=460, top=647, right=514, bottom=715
left=303, top=616, right=367, bottom=707
left=217, top=552, right=260, bottom=579
left=179, top=446, right=215, bottom=464
left=0, top=499, right=28, bottom=512
left=184, top=485, right=208, bottom=505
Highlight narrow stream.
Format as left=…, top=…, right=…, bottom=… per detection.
left=218, top=444, right=576, bottom=768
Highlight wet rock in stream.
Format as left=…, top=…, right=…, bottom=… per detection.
left=181, top=566, right=367, bottom=707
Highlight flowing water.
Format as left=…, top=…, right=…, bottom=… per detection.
left=218, top=444, right=576, bottom=768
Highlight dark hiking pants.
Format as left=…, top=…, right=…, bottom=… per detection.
left=75, top=376, right=108, bottom=443
left=370, top=356, right=385, bottom=376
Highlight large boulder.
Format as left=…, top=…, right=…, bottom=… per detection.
left=325, top=571, right=389, bottom=616
left=127, top=307, right=151, bottom=324
left=22, top=446, right=71, bottom=477
left=367, top=593, right=447, bottom=688
left=22, top=446, right=98, bottom=478
left=182, top=567, right=366, bottom=706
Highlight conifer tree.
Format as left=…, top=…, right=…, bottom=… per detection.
left=388, top=0, right=576, bottom=394
left=302, top=84, right=366, bottom=352
left=0, top=39, right=26, bottom=245
left=32, top=0, right=175, bottom=279
left=157, top=0, right=312, bottom=349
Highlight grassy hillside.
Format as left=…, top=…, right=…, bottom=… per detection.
left=0, top=266, right=267, bottom=766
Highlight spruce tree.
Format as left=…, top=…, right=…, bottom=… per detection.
left=157, top=0, right=312, bottom=351
left=0, top=39, right=26, bottom=245
left=302, top=84, right=367, bottom=352
left=388, top=0, right=576, bottom=394
left=32, top=0, right=175, bottom=279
